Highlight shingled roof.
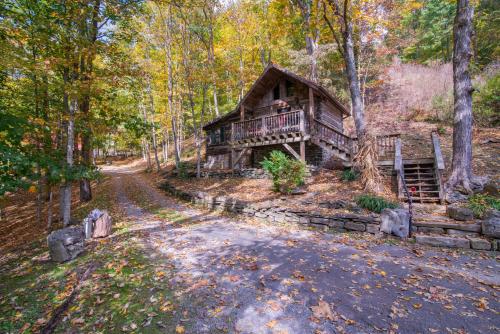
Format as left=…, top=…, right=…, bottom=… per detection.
left=203, top=63, right=350, bottom=130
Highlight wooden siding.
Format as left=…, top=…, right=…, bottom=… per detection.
left=317, top=99, right=343, bottom=131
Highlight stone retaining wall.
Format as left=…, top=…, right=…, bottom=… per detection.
left=159, top=181, right=498, bottom=251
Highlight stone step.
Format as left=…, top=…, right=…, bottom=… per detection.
left=415, top=234, right=492, bottom=251
left=412, top=219, right=481, bottom=232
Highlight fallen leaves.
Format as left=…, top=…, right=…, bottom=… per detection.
left=175, top=325, right=185, bottom=333
left=311, top=300, right=336, bottom=321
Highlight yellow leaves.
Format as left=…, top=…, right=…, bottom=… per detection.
left=28, top=185, right=37, bottom=193
left=475, top=297, right=489, bottom=312
left=70, top=317, right=85, bottom=326
left=160, top=301, right=174, bottom=312
left=413, top=303, right=422, bottom=309
left=155, top=271, right=166, bottom=280
left=350, top=253, right=360, bottom=260
left=266, top=319, right=278, bottom=328
left=267, top=300, right=281, bottom=312
left=379, top=270, right=387, bottom=277
left=311, top=300, right=336, bottom=321
left=292, top=270, right=305, bottom=281
left=175, top=325, right=185, bottom=334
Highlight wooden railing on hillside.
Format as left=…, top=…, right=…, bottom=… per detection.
left=231, top=109, right=305, bottom=141
left=431, top=131, right=445, bottom=203
left=313, top=119, right=352, bottom=152
left=351, top=133, right=400, bottom=157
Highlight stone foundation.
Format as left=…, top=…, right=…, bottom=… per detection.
left=159, top=181, right=497, bottom=251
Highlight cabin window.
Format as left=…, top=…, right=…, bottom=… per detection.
left=220, top=127, right=225, bottom=143
left=273, top=84, right=280, bottom=100
left=286, top=80, right=294, bottom=97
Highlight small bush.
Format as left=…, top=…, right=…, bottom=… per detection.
left=176, top=161, right=189, bottom=179
left=474, top=73, right=500, bottom=127
left=260, top=150, right=306, bottom=194
left=468, top=194, right=500, bottom=218
left=356, top=194, right=399, bottom=213
left=341, top=168, right=358, bottom=182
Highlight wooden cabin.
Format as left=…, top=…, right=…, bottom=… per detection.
left=202, top=64, right=446, bottom=204
left=203, top=64, right=358, bottom=169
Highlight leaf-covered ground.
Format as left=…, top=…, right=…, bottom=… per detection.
left=1, top=161, right=499, bottom=333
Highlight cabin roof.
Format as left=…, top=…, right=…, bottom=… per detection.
left=202, top=63, right=350, bottom=130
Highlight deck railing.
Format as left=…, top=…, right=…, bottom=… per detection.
left=351, top=133, right=400, bottom=157
left=232, top=109, right=305, bottom=141
left=313, top=119, right=352, bottom=152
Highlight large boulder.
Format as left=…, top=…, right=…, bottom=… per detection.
left=380, top=208, right=410, bottom=238
left=447, top=205, right=474, bottom=221
left=481, top=210, right=500, bottom=238
left=92, top=210, right=112, bottom=238
left=47, top=226, right=85, bottom=263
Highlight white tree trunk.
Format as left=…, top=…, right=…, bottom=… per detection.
left=62, top=98, right=76, bottom=227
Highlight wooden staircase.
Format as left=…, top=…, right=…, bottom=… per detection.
left=402, top=159, right=441, bottom=203
left=395, top=132, right=445, bottom=204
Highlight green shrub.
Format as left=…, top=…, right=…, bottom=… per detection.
left=260, top=150, right=306, bottom=194
left=468, top=194, right=500, bottom=218
left=356, top=194, right=399, bottom=213
left=474, top=73, right=500, bottom=127
left=176, top=161, right=189, bottom=179
left=341, top=168, right=358, bottom=182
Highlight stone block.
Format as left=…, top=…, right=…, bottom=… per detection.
left=446, top=229, right=480, bottom=238
left=345, top=221, right=366, bottom=232
left=48, top=226, right=85, bottom=263
left=311, top=217, right=330, bottom=226
left=329, top=220, right=345, bottom=229
left=298, top=217, right=310, bottom=225
left=92, top=211, right=112, bottom=238
left=447, top=205, right=474, bottom=221
left=366, top=224, right=380, bottom=234
left=415, top=235, right=470, bottom=249
left=469, top=238, right=491, bottom=251
left=481, top=210, right=500, bottom=238
left=380, top=208, right=410, bottom=238
left=418, top=227, right=445, bottom=234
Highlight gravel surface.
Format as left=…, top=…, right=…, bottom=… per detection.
left=105, top=163, right=500, bottom=334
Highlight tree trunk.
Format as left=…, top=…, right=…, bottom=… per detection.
left=446, top=0, right=474, bottom=191
left=62, top=98, right=76, bottom=227
left=47, top=187, right=53, bottom=231
left=147, top=75, right=161, bottom=171
left=79, top=128, right=92, bottom=202
left=343, top=20, right=366, bottom=140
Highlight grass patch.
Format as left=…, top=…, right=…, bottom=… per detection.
left=468, top=194, right=500, bottom=218
left=356, top=194, right=399, bottom=213
left=341, top=168, right=358, bottom=182
left=153, top=208, right=186, bottom=223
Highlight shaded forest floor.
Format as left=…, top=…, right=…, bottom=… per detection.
left=1, top=161, right=499, bottom=333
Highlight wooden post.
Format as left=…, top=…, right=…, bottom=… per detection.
left=240, top=104, right=245, bottom=121
left=308, top=87, right=315, bottom=133
left=300, top=141, right=306, bottom=162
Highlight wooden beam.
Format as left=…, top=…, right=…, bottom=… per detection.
left=308, top=87, right=315, bottom=133
left=299, top=141, right=306, bottom=162
left=431, top=132, right=445, bottom=170
left=283, top=143, right=301, bottom=161
left=232, top=148, right=248, bottom=169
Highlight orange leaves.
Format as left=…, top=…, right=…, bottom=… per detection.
left=311, top=300, right=336, bottom=322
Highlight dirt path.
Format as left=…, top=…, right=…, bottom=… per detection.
left=103, top=162, right=499, bottom=334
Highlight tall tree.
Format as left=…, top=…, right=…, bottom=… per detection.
left=446, top=0, right=475, bottom=192
left=293, top=0, right=319, bottom=82
left=323, top=0, right=366, bottom=139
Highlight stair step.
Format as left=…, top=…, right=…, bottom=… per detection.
left=406, top=178, right=436, bottom=182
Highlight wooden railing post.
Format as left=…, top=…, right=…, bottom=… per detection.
left=431, top=131, right=445, bottom=203
left=299, top=110, right=305, bottom=134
